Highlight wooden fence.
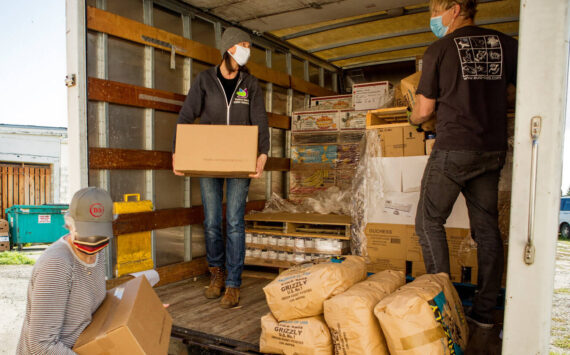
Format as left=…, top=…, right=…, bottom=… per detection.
left=0, top=164, right=52, bottom=220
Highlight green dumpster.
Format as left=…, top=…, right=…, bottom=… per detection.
left=5, top=204, right=69, bottom=250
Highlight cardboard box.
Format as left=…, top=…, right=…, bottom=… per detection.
left=0, top=219, right=8, bottom=233
left=411, top=261, right=426, bottom=277
left=174, top=124, right=257, bottom=177
left=367, top=258, right=406, bottom=274
left=365, top=223, right=408, bottom=260
left=352, top=81, right=392, bottom=111
left=289, top=169, right=336, bottom=201
left=310, top=94, right=352, bottom=110
left=292, top=110, right=339, bottom=132
left=292, top=132, right=339, bottom=145
left=375, top=123, right=425, bottom=157
left=339, top=109, right=368, bottom=130
left=403, top=126, right=425, bottom=156
left=74, top=276, right=172, bottom=355
left=425, top=138, right=435, bottom=155
left=291, top=145, right=337, bottom=167
left=400, top=72, right=422, bottom=110
left=407, top=229, right=423, bottom=262
left=0, top=234, right=9, bottom=251
left=336, top=144, right=360, bottom=169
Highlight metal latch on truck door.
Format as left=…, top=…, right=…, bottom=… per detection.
left=525, top=116, right=542, bottom=265
left=65, top=74, right=76, bottom=87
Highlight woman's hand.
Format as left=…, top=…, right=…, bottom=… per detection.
left=172, top=154, right=184, bottom=176
left=249, top=154, right=268, bottom=178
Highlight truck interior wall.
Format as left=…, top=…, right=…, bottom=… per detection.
left=272, top=86, right=288, bottom=115
left=84, top=0, right=337, bottom=271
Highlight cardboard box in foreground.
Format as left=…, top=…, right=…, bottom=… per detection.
left=174, top=124, right=257, bottom=177
left=74, top=276, right=172, bottom=355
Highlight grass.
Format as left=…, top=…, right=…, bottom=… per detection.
left=553, top=336, right=570, bottom=349
left=554, top=288, right=570, bottom=295
left=0, top=251, right=35, bottom=265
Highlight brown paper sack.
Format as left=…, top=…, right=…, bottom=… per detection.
left=324, top=270, right=406, bottom=355
left=374, top=273, right=469, bottom=355
left=263, top=256, right=367, bottom=321
left=260, top=313, right=333, bottom=355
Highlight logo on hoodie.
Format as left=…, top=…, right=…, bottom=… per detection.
left=237, top=88, right=248, bottom=98
left=234, top=87, right=250, bottom=105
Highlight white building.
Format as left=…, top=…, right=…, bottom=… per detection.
left=0, top=124, right=69, bottom=204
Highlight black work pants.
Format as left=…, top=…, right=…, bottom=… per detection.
left=415, top=149, right=506, bottom=321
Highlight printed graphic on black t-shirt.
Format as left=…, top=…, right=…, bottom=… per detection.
left=454, top=35, right=502, bottom=80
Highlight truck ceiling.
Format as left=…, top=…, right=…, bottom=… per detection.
left=179, top=0, right=520, bottom=69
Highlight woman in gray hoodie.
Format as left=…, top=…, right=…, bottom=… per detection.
left=172, top=27, right=269, bottom=308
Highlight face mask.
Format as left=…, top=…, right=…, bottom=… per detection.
left=228, top=45, right=250, bottom=66
left=430, top=15, right=449, bottom=38
left=73, top=236, right=110, bottom=255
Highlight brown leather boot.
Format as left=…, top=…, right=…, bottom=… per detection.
left=204, top=267, right=225, bottom=299
left=220, top=287, right=240, bottom=308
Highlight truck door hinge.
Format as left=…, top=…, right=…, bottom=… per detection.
left=65, top=74, right=76, bottom=87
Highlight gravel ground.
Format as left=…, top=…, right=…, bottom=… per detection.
left=0, top=242, right=568, bottom=354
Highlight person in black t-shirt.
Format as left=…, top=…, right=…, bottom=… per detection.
left=409, top=0, right=517, bottom=329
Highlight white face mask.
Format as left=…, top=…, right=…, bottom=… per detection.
left=228, top=45, right=250, bottom=66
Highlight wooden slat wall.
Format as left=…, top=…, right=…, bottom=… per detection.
left=113, top=200, right=265, bottom=235
left=88, top=147, right=289, bottom=171
left=0, top=165, right=52, bottom=220
left=89, top=77, right=292, bottom=131
left=86, top=6, right=336, bottom=98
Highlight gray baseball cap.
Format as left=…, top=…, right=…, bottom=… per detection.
left=68, top=187, right=114, bottom=239
left=219, top=27, right=251, bottom=55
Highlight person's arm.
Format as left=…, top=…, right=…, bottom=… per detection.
left=410, top=94, right=436, bottom=125
left=172, top=73, right=204, bottom=175
left=26, top=258, right=76, bottom=355
left=248, top=76, right=269, bottom=178
left=411, top=45, right=439, bottom=126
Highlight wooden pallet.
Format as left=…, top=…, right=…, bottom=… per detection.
left=245, top=212, right=351, bottom=240
left=244, top=212, right=352, bottom=269
left=366, top=106, right=409, bottom=128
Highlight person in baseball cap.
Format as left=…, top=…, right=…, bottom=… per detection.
left=17, top=187, right=114, bottom=354
left=67, top=187, right=114, bottom=254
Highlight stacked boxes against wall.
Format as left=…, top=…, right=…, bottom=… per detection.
left=290, top=82, right=392, bottom=202
left=0, top=219, right=9, bottom=251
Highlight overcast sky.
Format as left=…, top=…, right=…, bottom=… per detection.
left=0, top=0, right=67, bottom=128
left=0, top=0, right=569, bottom=194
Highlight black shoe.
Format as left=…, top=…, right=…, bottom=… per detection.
left=466, top=311, right=494, bottom=329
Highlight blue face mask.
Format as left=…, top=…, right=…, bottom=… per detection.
left=430, top=15, right=449, bottom=38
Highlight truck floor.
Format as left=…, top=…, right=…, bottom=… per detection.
left=155, top=274, right=272, bottom=354
left=156, top=274, right=504, bottom=354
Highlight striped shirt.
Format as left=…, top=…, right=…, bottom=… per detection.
left=17, top=237, right=106, bottom=354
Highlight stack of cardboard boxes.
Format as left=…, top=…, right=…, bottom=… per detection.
left=362, top=71, right=511, bottom=286
left=290, top=81, right=392, bottom=201
left=0, top=219, right=9, bottom=252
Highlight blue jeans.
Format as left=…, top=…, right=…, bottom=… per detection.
left=415, top=150, right=506, bottom=321
left=200, top=177, right=250, bottom=288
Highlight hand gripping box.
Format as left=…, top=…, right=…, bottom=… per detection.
left=73, top=276, right=172, bottom=355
